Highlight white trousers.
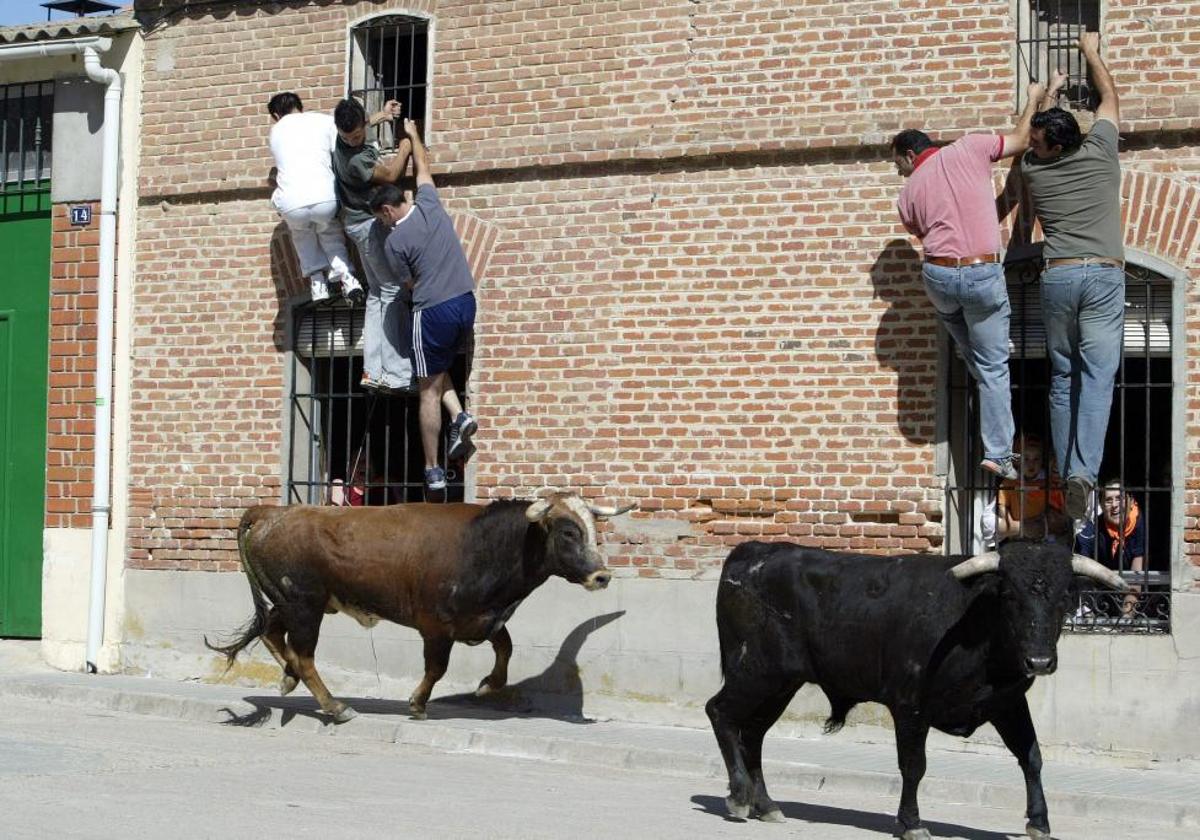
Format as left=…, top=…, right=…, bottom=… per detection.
left=282, top=200, right=357, bottom=283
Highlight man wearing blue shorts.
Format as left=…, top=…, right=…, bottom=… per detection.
left=370, top=118, right=477, bottom=492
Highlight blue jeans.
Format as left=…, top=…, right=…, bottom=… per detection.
left=923, top=261, right=1014, bottom=463
left=1040, top=264, right=1124, bottom=484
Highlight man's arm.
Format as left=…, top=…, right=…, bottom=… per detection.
left=1001, top=82, right=1045, bottom=157
left=1080, top=32, right=1119, bottom=126
left=1040, top=70, right=1067, bottom=111
left=369, top=99, right=401, bottom=129
left=405, top=118, right=434, bottom=188
left=369, top=137, right=413, bottom=185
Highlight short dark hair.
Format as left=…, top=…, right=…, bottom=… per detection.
left=368, top=184, right=405, bottom=213
left=890, top=129, right=933, bottom=157
left=334, top=98, right=367, bottom=134
left=1031, top=108, right=1082, bottom=154
left=267, top=92, right=302, bottom=119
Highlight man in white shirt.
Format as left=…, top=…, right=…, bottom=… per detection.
left=267, top=92, right=364, bottom=304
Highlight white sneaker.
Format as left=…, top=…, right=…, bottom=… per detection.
left=310, top=277, right=331, bottom=302
left=337, top=274, right=365, bottom=305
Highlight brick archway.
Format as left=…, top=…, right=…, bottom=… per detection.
left=1120, top=170, right=1200, bottom=271
left=1000, top=166, right=1200, bottom=274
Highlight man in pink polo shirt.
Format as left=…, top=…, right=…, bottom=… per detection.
left=892, top=82, right=1044, bottom=482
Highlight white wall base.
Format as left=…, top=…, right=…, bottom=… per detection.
left=41, top=528, right=123, bottom=673
left=112, top=567, right=1200, bottom=765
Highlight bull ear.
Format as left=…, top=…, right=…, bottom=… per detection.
left=525, top=499, right=553, bottom=522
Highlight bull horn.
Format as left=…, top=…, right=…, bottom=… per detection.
left=1072, top=554, right=1129, bottom=591
left=588, top=502, right=637, bottom=519
left=949, top=551, right=1001, bottom=580
left=525, top=499, right=553, bottom=522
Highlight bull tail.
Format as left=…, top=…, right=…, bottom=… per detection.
left=822, top=693, right=855, bottom=735
left=203, top=516, right=271, bottom=667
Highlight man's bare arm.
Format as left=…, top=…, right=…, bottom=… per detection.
left=369, top=99, right=401, bottom=128
left=1001, top=82, right=1045, bottom=157
left=1080, top=32, right=1119, bottom=126
left=405, top=118, right=434, bottom=188
left=369, top=137, right=412, bottom=185
left=1040, top=71, right=1067, bottom=111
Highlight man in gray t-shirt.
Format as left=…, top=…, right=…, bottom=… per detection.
left=1021, top=32, right=1125, bottom=522
left=370, top=119, right=478, bottom=494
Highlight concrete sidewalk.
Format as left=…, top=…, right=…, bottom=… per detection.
left=1, top=646, right=1196, bottom=832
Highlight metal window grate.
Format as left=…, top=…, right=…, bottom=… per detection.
left=287, top=298, right=468, bottom=507
left=1015, top=1, right=1100, bottom=110
left=348, top=15, right=429, bottom=149
left=944, top=261, right=1172, bottom=634
left=1, top=82, right=53, bottom=199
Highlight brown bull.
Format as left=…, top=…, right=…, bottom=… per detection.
left=207, top=492, right=633, bottom=721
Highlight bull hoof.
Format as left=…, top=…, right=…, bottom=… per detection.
left=475, top=677, right=505, bottom=697
left=725, top=797, right=750, bottom=820
left=331, top=705, right=357, bottom=724
left=1026, top=825, right=1052, bottom=839
left=410, top=709, right=427, bottom=721
left=757, top=809, right=785, bottom=824
left=279, top=675, right=298, bottom=696
left=902, top=829, right=932, bottom=840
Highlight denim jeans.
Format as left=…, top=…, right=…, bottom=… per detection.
left=1040, top=263, right=1124, bottom=484
left=345, top=217, right=413, bottom=388
left=922, top=261, right=1014, bottom=463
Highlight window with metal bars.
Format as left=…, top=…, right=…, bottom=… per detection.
left=943, top=260, right=1173, bottom=634
left=1015, top=1, right=1101, bottom=111
left=1, top=81, right=53, bottom=208
left=348, top=14, right=429, bottom=150
left=287, top=299, right=469, bottom=507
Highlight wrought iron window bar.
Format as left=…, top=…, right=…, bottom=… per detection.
left=945, top=260, right=1173, bottom=634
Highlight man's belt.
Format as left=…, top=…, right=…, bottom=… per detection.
left=1044, top=257, right=1125, bottom=269
left=924, top=253, right=1001, bottom=267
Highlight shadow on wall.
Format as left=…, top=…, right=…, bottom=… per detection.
left=689, top=795, right=1010, bottom=840
left=269, top=218, right=306, bottom=352
left=868, top=239, right=936, bottom=446
left=219, top=611, right=626, bottom=728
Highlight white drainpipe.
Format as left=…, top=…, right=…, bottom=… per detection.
left=0, top=36, right=120, bottom=672
left=81, top=44, right=121, bottom=674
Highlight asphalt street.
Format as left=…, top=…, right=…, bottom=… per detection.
left=0, top=694, right=1190, bottom=840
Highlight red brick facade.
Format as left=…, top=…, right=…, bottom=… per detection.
left=124, top=1, right=1200, bottom=579
left=46, top=202, right=100, bottom=530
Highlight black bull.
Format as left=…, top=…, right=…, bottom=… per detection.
left=705, top=539, right=1126, bottom=840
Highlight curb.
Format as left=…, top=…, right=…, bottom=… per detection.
left=2, top=675, right=1196, bottom=832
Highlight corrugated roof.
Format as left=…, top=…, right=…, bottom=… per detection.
left=0, top=11, right=139, bottom=45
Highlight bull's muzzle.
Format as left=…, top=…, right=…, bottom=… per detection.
left=583, top=570, right=612, bottom=591
left=1024, top=655, right=1056, bottom=677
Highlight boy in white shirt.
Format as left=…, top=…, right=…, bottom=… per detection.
left=267, top=92, right=364, bottom=303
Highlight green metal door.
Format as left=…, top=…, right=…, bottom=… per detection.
left=0, top=81, right=53, bottom=637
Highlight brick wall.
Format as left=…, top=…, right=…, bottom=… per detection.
left=127, top=1, right=1200, bottom=578
left=45, top=203, right=100, bottom=529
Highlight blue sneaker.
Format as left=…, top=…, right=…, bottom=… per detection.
left=980, top=457, right=1018, bottom=482
left=424, top=466, right=446, bottom=492
left=446, top=411, right=477, bottom=461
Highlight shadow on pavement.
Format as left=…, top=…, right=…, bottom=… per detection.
left=219, top=610, right=625, bottom=728
left=689, top=794, right=1017, bottom=840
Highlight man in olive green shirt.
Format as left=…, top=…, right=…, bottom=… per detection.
left=1022, top=33, right=1124, bottom=522
left=332, top=98, right=414, bottom=394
